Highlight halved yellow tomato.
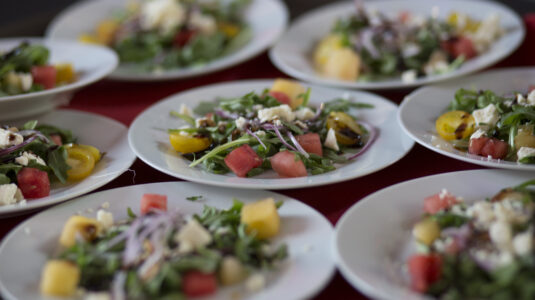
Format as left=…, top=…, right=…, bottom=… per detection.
left=218, top=22, right=240, bottom=38
left=169, top=132, right=211, bottom=154
left=326, top=112, right=364, bottom=146
left=435, top=110, right=475, bottom=141
left=65, top=146, right=96, bottom=181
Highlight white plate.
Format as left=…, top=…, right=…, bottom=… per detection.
left=0, top=38, right=118, bottom=120
left=46, top=0, right=288, bottom=81
left=0, top=181, right=335, bottom=300
left=128, top=80, right=414, bottom=189
left=269, top=0, right=524, bottom=90
left=0, top=109, right=136, bottom=218
left=334, top=169, right=535, bottom=300
left=399, top=67, right=535, bottom=171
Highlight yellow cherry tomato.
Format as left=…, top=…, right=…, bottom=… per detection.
left=65, top=144, right=101, bottom=162
left=326, top=111, right=364, bottom=146
left=55, top=63, right=76, bottom=84
left=169, top=132, right=211, bottom=154
left=66, top=147, right=96, bottom=181
left=435, top=110, right=476, bottom=141
left=218, top=22, right=240, bottom=38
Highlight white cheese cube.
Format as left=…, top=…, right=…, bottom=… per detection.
left=513, top=231, right=533, bottom=256
left=0, top=128, right=23, bottom=149
left=527, top=90, right=535, bottom=106
left=295, top=107, right=315, bottom=121
left=175, top=219, right=212, bottom=252
left=324, top=128, right=339, bottom=151
left=517, top=147, right=535, bottom=161
left=245, top=273, right=266, bottom=292
left=96, top=209, right=114, bottom=230
left=257, top=105, right=295, bottom=123
left=470, top=128, right=487, bottom=140
left=255, top=130, right=266, bottom=137
left=140, top=0, right=185, bottom=33
left=401, top=69, right=417, bottom=83
left=18, top=73, right=33, bottom=92
left=15, top=151, right=46, bottom=166
left=0, top=184, right=24, bottom=206
left=489, top=221, right=512, bottom=250
left=188, top=11, right=216, bottom=35
left=235, top=117, right=248, bottom=131
left=472, top=104, right=499, bottom=127
left=517, top=93, right=527, bottom=105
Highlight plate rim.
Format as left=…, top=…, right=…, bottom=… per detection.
left=0, top=37, right=118, bottom=102
left=0, top=181, right=336, bottom=300
left=45, top=0, right=289, bottom=81
left=128, top=79, right=414, bottom=189
left=269, top=0, right=526, bottom=90
left=398, top=66, right=535, bottom=171
left=0, top=108, right=136, bottom=216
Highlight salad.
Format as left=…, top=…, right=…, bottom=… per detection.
left=80, top=0, right=251, bottom=72
left=406, top=180, right=535, bottom=299
left=435, top=87, right=535, bottom=164
left=313, top=4, right=502, bottom=82
left=167, top=79, right=377, bottom=178
left=40, top=194, right=287, bottom=299
left=0, top=42, right=76, bottom=96
left=0, top=120, right=101, bottom=206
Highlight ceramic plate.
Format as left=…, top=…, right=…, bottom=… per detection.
left=0, top=109, right=136, bottom=217
left=128, top=80, right=414, bottom=189
left=399, top=67, right=535, bottom=171
left=0, top=38, right=117, bottom=120
left=0, top=182, right=335, bottom=300
left=46, top=0, right=288, bottom=81
left=269, top=0, right=524, bottom=90
left=334, top=169, right=535, bottom=300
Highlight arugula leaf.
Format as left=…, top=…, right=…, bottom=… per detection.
left=186, top=195, right=204, bottom=201
left=22, top=120, right=37, bottom=130
left=47, top=146, right=70, bottom=183
left=170, top=111, right=195, bottom=126
left=35, top=124, right=76, bottom=144
left=0, top=173, right=11, bottom=184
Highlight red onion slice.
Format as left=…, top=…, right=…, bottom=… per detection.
left=347, top=121, right=378, bottom=160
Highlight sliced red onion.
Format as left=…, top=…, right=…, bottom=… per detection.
left=310, top=103, right=324, bottom=122
left=122, top=218, right=145, bottom=266
left=111, top=271, right=126, bottom=300
left=263, top=124, right=297, bottom=152
left=137, top=228, right=164, bottom=279
left=287, top=131, right=309, bottom=158
left=347, top=121, right=378, bottom=160
left=442, top=224, right=472, bottom=251
left=0, top=135, right=37, bottom=157
left=246, top=128, right=266, bottom=150
left=360, top=28, right=380, bottom=59
left=20, top=130, right=50, bottom=144
left=214, top=108, right=239, bottom=120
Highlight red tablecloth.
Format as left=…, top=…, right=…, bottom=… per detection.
left=2, top=15, right=535, bottom=300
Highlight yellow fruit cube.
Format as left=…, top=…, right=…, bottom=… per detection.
left=270, top=79, right=306, bottom=109
left=219, top=256, right=247, bottom=285
left=78, top=34, right=100, bottom=44
left=314, top=34, right=344, bottom=68
left=241, top=198, right=280, bottom=239
left=323, top=48, right=361, bottom=81
left=59, top=215, right=101, bottom=248
left=96, top=19, right=119, bottom=45
left=55, top=63, right=76, bottom=84
left=412, top=218, right=441, bottom=246
left=40, top=260, right=80, bottom=297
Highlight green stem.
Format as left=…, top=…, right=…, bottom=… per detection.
left=189, top=137, right=253, bottom=168
left=170, top=111, right=196, bottom=126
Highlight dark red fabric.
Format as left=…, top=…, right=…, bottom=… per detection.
left=2, top=15, right=535, bottom=300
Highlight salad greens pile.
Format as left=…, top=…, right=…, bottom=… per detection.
left=447, top=88, right=535, bottom=163
left=0, top=120, right=74, bottom=185
left=0, top=42, right=50, bottom=96
left=419, top=181, right=535, bottom=299
left=168, top=88, right=375, bottom=177
left=57, top=200, right=287, bottom=299
left=91, top=0, right=251, bottom=71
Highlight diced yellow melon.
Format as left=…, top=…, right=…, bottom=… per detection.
left=219, top=256, right=247, bottom=285
left=78, top=34, right=99, bottom=44
left=96, top=19, right=119, bottom=45
left=412, top=218, right=441, bottom=246
left=55, top=63, right=76, bottom=84
left=323, top=48, right=361, bottom=81
left=241, top=198, right=280, bottom=239
left=270, top=79, right=306, bottom=109
left=40, top=260, right=80, bottom=297
left=59, top=216, right=101, bottom=248
left=314, top=34, right=344, bottom=68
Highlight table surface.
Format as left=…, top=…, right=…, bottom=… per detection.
left=1, top=10, right=535, bottom=300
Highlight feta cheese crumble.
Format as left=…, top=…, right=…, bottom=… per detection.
left=140, top=0, right=185, bottom=34
left=178, top=104, right=193, bottom=118
left=97, top=209, right=114, bottom=230
left=295, top=107, right=315, bottom=121
left=0, top=128, right=23, bottom=149
left=235, top=117, right=248, bottom=131
left=401, top=69, right=417, bottom=83
left=257, top=105, right=295, bottom=123
left=0, top=184, right=24, bottom=206
left=472, top=104, right=499, bottom=128
left=15, top=151, right=46, bottom=166
left=324, top=128, right=339, bottom=151
left=517, top=147, right=535, bottom=161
